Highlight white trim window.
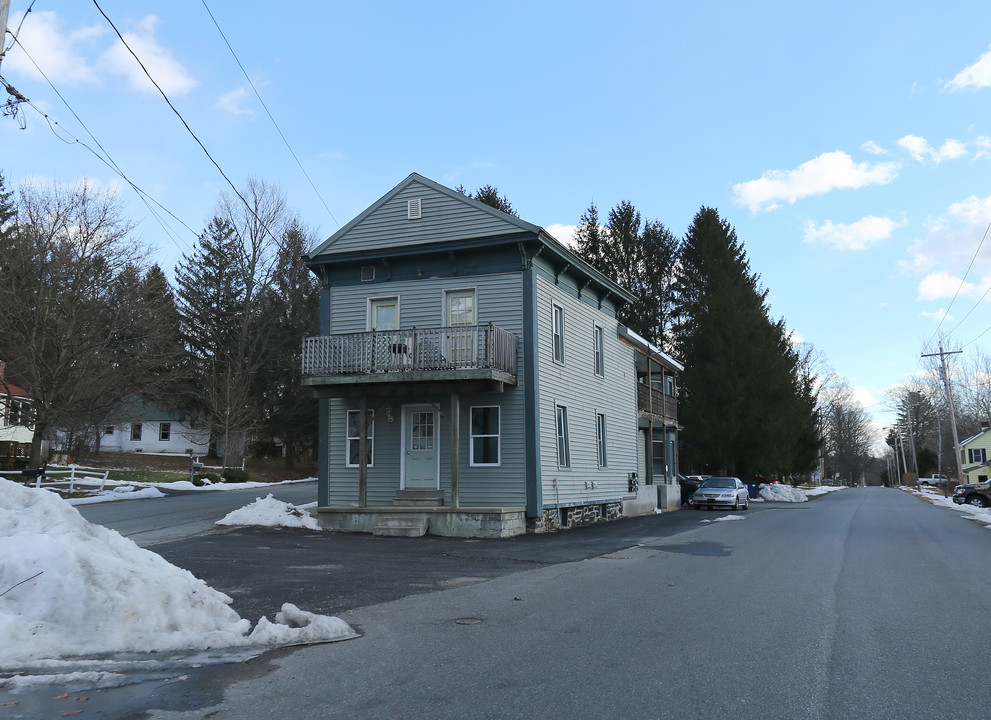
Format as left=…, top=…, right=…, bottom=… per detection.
left=130, top=423, right=142, bottom=441
left=470, top=406, right=500, bottom=466
left=552, top=303, right=565, bottom=364
left=556, top=405, right=571, bottom=468
left=159, top=422, right=171, bottom=441
left=969, top=447, right=987, bottom=464
left=346, top=409, right=375, bottom=467
left=596, top=413, right=607, bottom=467
left=593, top=324, right=605, bottom=377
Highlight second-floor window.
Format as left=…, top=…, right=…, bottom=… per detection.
left=969, top=447, right=987, bottom=464
left=593, top=325, right=604, bottom=377
left=552, top=303, right=565, bottom=364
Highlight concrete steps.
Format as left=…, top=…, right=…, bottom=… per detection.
left=392, top=489, right=444, bottom=507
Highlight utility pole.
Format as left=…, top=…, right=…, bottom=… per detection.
left=0, top=0, right=10, bottom=73
left=923, top=344, right=964, bottom=489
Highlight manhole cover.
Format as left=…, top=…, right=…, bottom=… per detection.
left=453, top=617, right=482, bottom=625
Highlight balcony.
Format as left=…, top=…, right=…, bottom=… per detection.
left=637, top=382, right=677, bottom=424
left=302, top=324, right=519, bottom=397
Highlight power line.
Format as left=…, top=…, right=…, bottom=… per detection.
left=2, top=33, right=198, bottom=252
left=928, top=217, right=991, bottom=344
left=199, top=0, right=340, bottom=230
left=90, top=0, right=282, bottom=247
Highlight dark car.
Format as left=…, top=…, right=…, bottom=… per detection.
left=691, top=476, right=749, bottom=511
left=953, top=482, right=991, bottom=508
left=679, top=475, right=709, bottom=505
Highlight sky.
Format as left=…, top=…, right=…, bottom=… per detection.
left=3, top=1, right=991, bottom=433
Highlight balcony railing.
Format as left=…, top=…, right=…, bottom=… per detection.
left=302, top=323, right=518, bottom=378
left=637, top=382, right=677, bottom=423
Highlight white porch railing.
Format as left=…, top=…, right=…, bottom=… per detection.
left=302, top=323, right=518, bottom=377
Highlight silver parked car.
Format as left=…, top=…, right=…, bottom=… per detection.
left=691, top=476, right=749, bottom=511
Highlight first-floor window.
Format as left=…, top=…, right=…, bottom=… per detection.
left=556, top=405, right=570, bottom=468
left=130, top=423, right=142, bottom=441
left=346, top=409, right=375, bottom=467
left=159, top=422, right=171, bottom=441
left=103, top=425, right=114, bottom=435
left=596, top=413, right=607, bottom=467
left=470, top=406, right=500, bottom=465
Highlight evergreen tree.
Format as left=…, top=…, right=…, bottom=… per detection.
left=254, top=220, right=320, bottom=467
left=672, top=206, right=815, bottom=477
left=573, top=200, right=678, bottom=349
left=456, top=184, right=517, bottom=216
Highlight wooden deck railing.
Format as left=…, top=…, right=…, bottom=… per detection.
left=637, top=382, right=678, bottom=422
left=303, top=324, right=519, bottom=377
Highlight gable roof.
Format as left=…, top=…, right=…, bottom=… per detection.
left=961, top=428, right=991, bottom=447
left=304, top=172, right=635, bottom=305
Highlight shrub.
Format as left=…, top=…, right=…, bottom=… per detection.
left=222, top=468, right=250, bottom=483
left=196, top=473, right=222, bottom=485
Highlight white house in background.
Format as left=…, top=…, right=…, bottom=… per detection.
left=0, top=361, right=34, bottom=445
left=100, top=399, right=209, bottom=456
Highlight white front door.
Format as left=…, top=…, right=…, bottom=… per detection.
left=403, top=406, right=439, bottom=489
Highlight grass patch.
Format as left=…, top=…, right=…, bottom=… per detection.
left=104, top=468, right=190, bottom=485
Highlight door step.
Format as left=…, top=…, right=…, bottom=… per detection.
left=392, top=489, right=445, bottom=507
left=373, top=513, right=430, bottom=537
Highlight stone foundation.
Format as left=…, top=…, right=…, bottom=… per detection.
left=527, top=501, right=624, bottom=533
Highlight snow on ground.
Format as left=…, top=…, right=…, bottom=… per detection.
left=216, top=494, right=321, bottom=530
left=700, top=514, right=747, bottom=523
left=67, top=486, right=166, bottom=505
left=0, top=479, right=356, bottom=686
left=759, top=484, right=809, bottom=502
left=908, top=486, right=991, bottom=528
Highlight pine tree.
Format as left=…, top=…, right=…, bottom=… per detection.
left=456, top=184, right=517, bottom=216
left=672, top=206, right=814, bottom=477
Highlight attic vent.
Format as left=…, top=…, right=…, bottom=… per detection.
left=407, top=198, right=422, bottom=220
left=360, top=266, right=375, bottom=282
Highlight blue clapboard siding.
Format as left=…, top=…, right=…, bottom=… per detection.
left=327, top=271, right=527, bottom=507
left=534, top=271, right=638, bottom=509
left=317, top=179, right=526, bottom=256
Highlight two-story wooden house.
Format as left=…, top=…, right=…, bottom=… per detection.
left=960, top=426, right=991, bottom=483
left=302, top=173, right=679, bottom=537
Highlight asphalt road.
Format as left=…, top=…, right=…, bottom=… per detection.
left=8, top=487, right=991, bottom=719
left=75, top=481, right=319, bottom=546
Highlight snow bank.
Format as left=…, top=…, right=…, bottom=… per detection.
left=759, top=484, right=809, bottom=502
left=701, top=514, right=747, bottom=523
left=0, top=479, right=355, bottom=670
left=804, top=485, right=846, bottom=498
left=216, top=494, right=321, bottom=530
left=68, top=486, right=166, bottom=505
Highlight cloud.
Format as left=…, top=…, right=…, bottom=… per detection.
left=99, top=15, right=197, bottom=95
left=974, top=137, right=991, bottom=161
left=732, top=151, right=899, bottom=213
left=917, top=271, right=976, bottom=301
left=946, top=46, right=991, bottom=91
left=1, top=10, right=105, bottom=84
left=545, top=223, right=578, bottom=248
left=850, top=385, right=880, bottom=409
left=921, top=309, right=952, bottom=323
left=216, top=86, right=254, bottom=115
left=862, top=140, right=887, bottom=156
left=803, top=215, right=901, bottom=251
left=901, top=192, right=991, bottom=277
left=896, top=135, right=968, bottom=164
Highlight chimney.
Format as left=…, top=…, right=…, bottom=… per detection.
left=982, top=420, right=990, bottom=432
left=0, top=361, right=5, bottom=380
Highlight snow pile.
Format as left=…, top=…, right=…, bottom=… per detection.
left=922, top=492, right=991, bottom=527
left=701, top=514, right=746, bottom=523
left=759, top=484, right=809, bottom=502
left=0, top=479, right=355, bottom=670
left=804, top=485, right=846, bottom=498
left=216, top=494, right=320, bottom=530
left=68, top=486, right=166, bottom=506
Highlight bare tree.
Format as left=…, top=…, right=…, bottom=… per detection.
left=0, top=179, right=168, bottom=466
left=820, top=377, right=877, bottom=484
left=174, top=179, right=298, bottom=468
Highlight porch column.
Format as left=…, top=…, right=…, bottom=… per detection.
left=450, top=392, right=460, bottom=508
left=358, top=395, right=368, bottom=507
